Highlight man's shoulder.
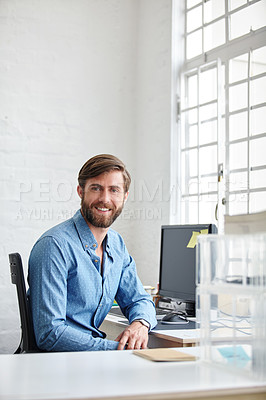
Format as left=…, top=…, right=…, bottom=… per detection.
left=107, top=228, right=126, bottom=249
left=38, top=216, right=76, bottom=243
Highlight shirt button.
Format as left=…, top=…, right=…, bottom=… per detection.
left=94, top=259, right=98, bottom=263
left=93, top=244, right=97, bottom=248
left=85, top=245, right=88, bottom=248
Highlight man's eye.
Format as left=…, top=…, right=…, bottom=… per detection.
left=91, top=187, right=100, bottom=191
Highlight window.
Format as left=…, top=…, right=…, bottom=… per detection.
left=176, top=0, right=266, bottom=230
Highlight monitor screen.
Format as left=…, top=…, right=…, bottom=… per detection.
left=158, top=224, right=217, bottom=314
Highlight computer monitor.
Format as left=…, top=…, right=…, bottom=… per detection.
left=158, top=224, right=217, bottom=317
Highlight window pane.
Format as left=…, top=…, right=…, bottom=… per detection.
left=187, top=0, right=201, bottom=9
left=181, top=115, right=198, bottom=149
left=199, top=68, right=217, bottom=103
left=199, top=145, right=217, bottom=175
left=180, top=202, right=186, bottom=224
left=199, top=194, right=217, bottom=223
left=229, top=171, right=248, bottom=192
left=199, top=103, right=217, bottom=121
left=250, top=137, right=266, bottom=168
left=182, top=119, right=198, bottom=149
left=181, top=197, right=199, bottom=224
left=229, top=112, right=248, bottom=141
left=250, top=191, right=266, bottom=213
left=199, top=120, right=217, bottom=145
left=229, top=54, right=248, bottom=83
left=204, top=0, right=225, bottom=23
left=188, top=124, right=198, bottom=147
left=228, top=193, right=248, bottom=215
left=188, top=149, right=198, bottom=176
left=188, top=74, right=198, bottom=108
left=229, top=0, right=247, bottom=11
left=204, top=19, right=225, bottom=52
left=187, top=30, right=202, bottom=59
left=181, top=153, right=186, bottom=193
left=199, top=175, right=217, bottom=194
left=188, top=178, right=198, bottom=195
left=182, top=149, right=198, bottom=178
left=229, top=82, right=248, bottom=112
left=251, top=76, right=266, bottom=106
left=250, top=106, right=266, bottom=136
left=250, top=169, right=266, bottom=189
left=188, top=108, right=198, bottom=124
left=251, top=46, right=266, bottom=76
left=188, top=198, right=198, bottom=223
left=230, top=1, right=266, bottom=40
left=187, top=5, right=202, bottom=33
left=229, top=142, right=247, bottom=169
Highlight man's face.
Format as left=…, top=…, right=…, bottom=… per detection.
left=78, top=170, right=128, bottom=229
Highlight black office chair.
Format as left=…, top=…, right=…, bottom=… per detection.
left=9, top=252, right=40, bottom=353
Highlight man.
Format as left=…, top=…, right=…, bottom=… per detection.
left=28, top=154, right=157, bottom=351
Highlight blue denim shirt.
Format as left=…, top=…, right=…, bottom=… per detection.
left=28, top=210, right=157, bottom=352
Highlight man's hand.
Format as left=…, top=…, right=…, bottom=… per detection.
left=115, top=320, right=149, bottom=350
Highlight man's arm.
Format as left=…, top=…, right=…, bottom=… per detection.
left=28, top=236, right=118, bottom=352
left=114, top=249, right=157, bottom=350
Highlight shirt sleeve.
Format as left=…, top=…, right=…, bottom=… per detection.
left=115, top=245, right=157, bottom=331
left=28, top=236, right=119, bottom=352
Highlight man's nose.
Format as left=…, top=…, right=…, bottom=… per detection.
left=98, top=189, right=111, bottom=204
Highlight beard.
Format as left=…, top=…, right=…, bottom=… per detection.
left=81, top=198, right=125, bottom=228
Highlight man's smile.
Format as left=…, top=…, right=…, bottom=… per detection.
left=95, top=206, right=112, bottom=213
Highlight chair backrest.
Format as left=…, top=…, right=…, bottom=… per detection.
left=9, top=252, right=40, bottom=353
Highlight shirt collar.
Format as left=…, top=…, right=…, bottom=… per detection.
left=72, top=209, right=113, bottom=259
left=72, top=210, right=98, bottom=251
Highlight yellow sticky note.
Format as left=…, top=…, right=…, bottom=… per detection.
left=187, top=231, right=200, bottom=248
left=200, top=229, right=208, bottom=235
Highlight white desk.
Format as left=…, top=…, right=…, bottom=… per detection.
left=0, top=348, right=265, bottom=400
left=101, top=314, right=199, bottom=348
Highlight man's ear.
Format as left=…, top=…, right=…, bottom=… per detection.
left=124, top=191, right=129, bottom=202
left=77, top=185, right=83, bottom=199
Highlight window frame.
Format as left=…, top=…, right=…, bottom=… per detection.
left=171, top=0, right=266, bottom=229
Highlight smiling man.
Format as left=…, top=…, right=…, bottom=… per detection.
left=28, top=154, right=157, bottom=352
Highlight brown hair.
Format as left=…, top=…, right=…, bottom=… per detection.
left=78, top=154, right=131, bottom=192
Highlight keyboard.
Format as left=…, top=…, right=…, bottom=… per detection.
left=156, top=308, right=168, bottom=315
left=109, top=307, right=167, bottom=318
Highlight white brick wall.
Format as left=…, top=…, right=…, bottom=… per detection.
left=0, top=0, right=172, bottom=353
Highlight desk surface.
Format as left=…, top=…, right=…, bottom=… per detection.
left=104, top=313, right=252, bottom=349
left=103, top=314, right=199, bottom=347
left=0, top=348, right=265, bottom=400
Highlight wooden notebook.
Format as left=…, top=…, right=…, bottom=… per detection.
left=133, top=348, right=197, bottom=362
